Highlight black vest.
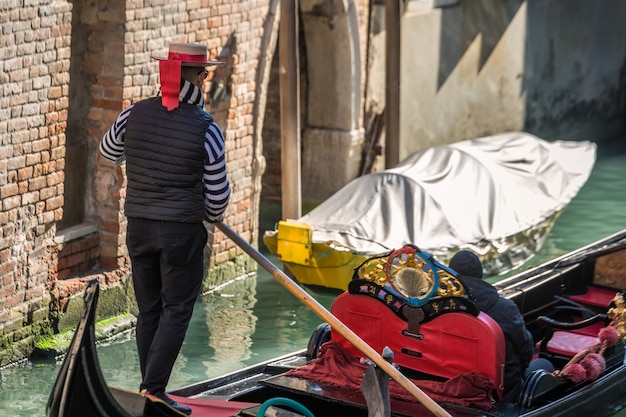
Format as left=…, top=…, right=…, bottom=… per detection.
left=123, top=97, right=213, bottom=223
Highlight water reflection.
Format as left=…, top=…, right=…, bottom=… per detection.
left=0, top=361, right=58, bottom=416
left=197, top=276, right=258, bottom=378
left=96, top=332, right=140, bottom=389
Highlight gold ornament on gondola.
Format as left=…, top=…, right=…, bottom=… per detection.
left=437, top=270, right=466, bottom=297
left=386, top=249, right=436, bottom=303
left=608, top=292, right=626, bottom=340
left=355, top=246, right=466, bottom=300
left=355, top=256, right=388, bottom=286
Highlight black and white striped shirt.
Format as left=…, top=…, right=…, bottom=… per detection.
left=99, top=80, right=230, bottom=222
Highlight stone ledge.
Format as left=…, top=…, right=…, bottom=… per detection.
left=0, top=274, right=135, bottom=368
left=30, top=313, right=137, bottom=360
left=55, top=223, right=98, bottom=244
left=55, top=271, right=136, bottom=334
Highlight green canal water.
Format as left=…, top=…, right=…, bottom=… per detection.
left=1, top=134, right=625, bottom=416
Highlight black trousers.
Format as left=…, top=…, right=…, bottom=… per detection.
left=126, top=217, right=208, bottom=394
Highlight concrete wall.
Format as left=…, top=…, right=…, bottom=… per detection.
left=396, top=0, right=626, bottom=159
left=263, top=0, right=626, bottom=205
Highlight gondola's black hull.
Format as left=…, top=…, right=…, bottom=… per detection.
left=46, top=280, right=134, bottom=417
left=46, top=282, right=202, bottom=417
left=47, top=229, right=626, bottom=417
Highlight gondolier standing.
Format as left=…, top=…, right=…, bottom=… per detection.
left=99, top=42, right=230, bottom=415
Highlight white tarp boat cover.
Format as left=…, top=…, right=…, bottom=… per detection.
left=298, top=132, right=596, bottom=259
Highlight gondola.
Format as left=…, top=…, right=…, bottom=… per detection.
left=263, top=132, right=596, bottom=290
left=48, top=227, right=626, bottom=417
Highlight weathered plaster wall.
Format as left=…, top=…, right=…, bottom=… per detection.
left=263, top=0, right=626, bottom=204
left=397, top=0, right=626, bottom=159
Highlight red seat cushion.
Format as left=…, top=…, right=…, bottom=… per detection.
left=570, top=320, right=605, bottom=337
left=330, top=292, right=506, bottom=398
left=537, top=331, right=599, bottom=357
left=568, top=286, right=617, bottom=308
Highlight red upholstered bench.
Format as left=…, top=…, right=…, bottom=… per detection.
left=568, top=286, right=618, bottom=309
left=536, top=312, right=606, bottom=360
left=570, top=320, right=605, bottom=337
left=537, top=331, right=599, bottom=358
left=537, top=284, right=618, bottom=360
left=330, top=291, right=506, bottom=399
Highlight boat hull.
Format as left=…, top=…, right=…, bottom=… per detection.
left=48, top=229, right=626, bottom=417
left=264, top=211, right=561, bottom=291
left=182, top=229, right=626, bottom=416
left=264, top=132, right=596, bottom=291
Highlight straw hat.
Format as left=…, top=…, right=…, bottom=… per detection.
left=151, top=42, right=223, bottom=67
left=152, top=43, right=223, bottom=111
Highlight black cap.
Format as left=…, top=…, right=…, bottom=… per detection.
left=449, top=250, right=483, bottom=279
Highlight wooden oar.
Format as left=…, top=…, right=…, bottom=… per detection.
left=216, top=222, right=453, bottom=417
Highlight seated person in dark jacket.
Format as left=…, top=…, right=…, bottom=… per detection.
left=449, top=250, right=534, bottom=402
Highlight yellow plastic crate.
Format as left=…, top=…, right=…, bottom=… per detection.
left=276, top=220, right=312, bottom=265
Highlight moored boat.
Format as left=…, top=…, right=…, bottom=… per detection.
left=263, top=132, right=596, bottom=290
left=48, top=227, right=626, bottom=417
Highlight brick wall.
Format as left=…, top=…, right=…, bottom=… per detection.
left=1, top=0, right=378, bottom=365
left=94, top=0, right=274, bottom=275
left=0, top=0, right=72, bottom=362
left=0, top=0, right=282, bottom=363
left=56, top=232, right=100, bottom=279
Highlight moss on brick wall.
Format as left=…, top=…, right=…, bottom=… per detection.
left=202, top=253, right=257, bottom=295
left=0, top=278, right=137, bottom=367
left=56, top=279, right=137, bottom=334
